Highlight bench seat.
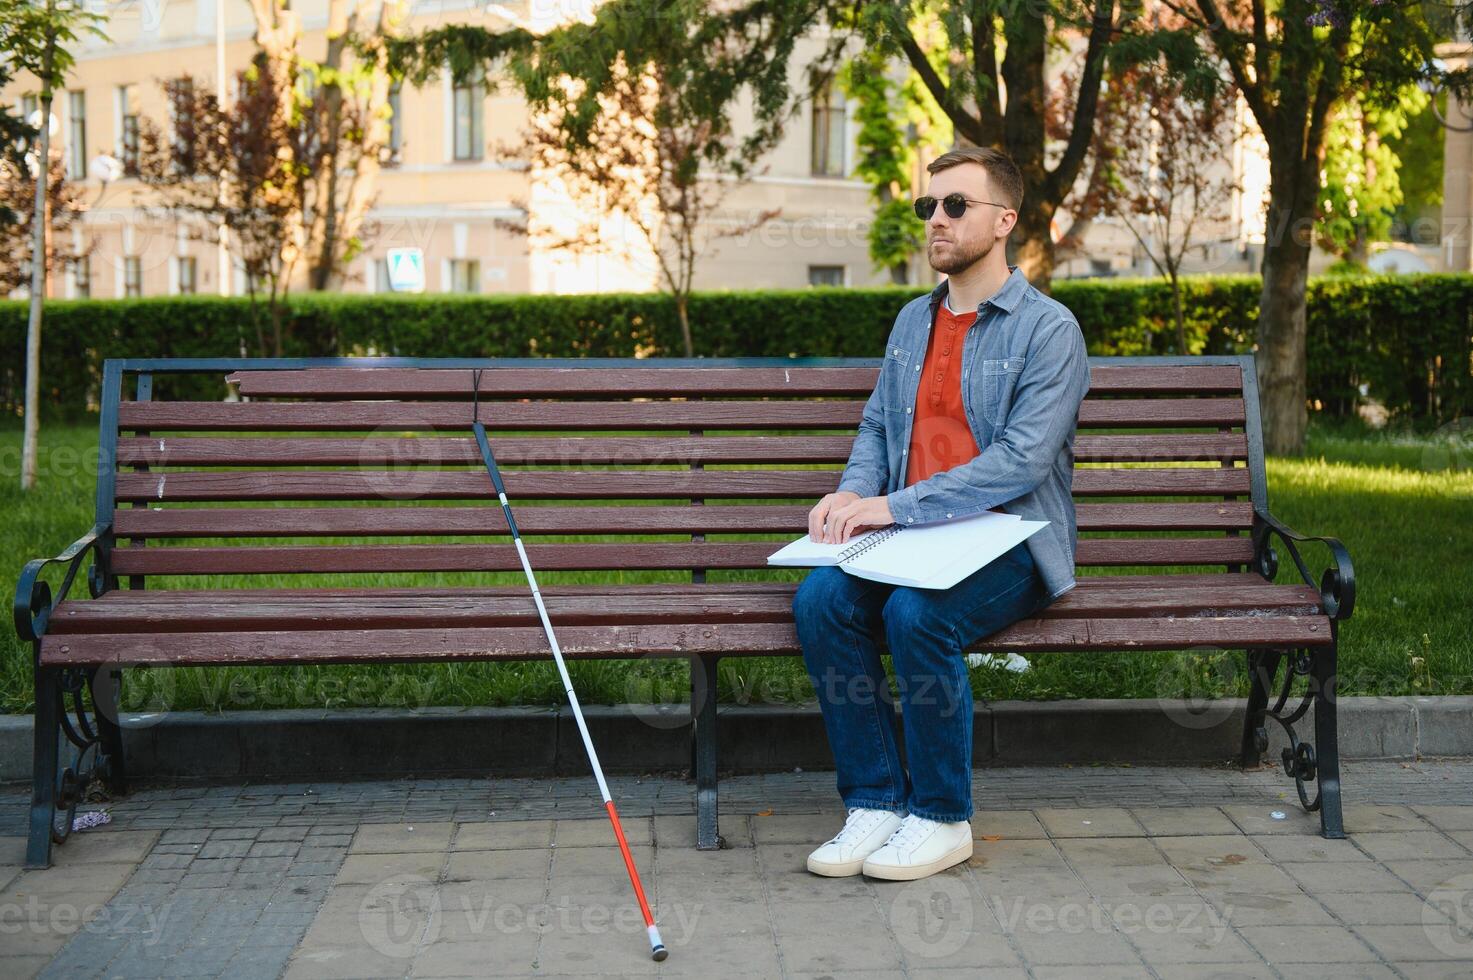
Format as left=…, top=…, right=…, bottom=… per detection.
left=42, top=575, right=1331, bottom=666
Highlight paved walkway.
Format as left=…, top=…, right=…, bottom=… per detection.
left=2, top=760, right=1472, bottom=978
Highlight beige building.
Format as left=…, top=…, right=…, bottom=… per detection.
left=5, top=0, right=906, bottom=300
left=9, top=1, right=1426, bottom=300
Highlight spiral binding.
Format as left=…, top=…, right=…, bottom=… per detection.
left=838, top=524, right=904, bottom=564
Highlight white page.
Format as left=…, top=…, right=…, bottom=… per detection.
left=843, top=514, right=1047, bottom=589
left=766, top=524, right=886, bottom=566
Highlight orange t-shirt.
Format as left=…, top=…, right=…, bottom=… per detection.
left=904, top=299, right=1005, bottom=513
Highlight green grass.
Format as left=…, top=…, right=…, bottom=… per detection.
left=1, top=414, right=1468, bottom=715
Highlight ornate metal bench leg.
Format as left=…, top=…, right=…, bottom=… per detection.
left=691, top=653, right=726, bottom=850
left=27, top=664, right=61, bottom=870
left=1240, top=649, right=1283, bottom=768
left=1312, top=642, right=1345, bottom=839
left=90, top=667, right=129, bottom=795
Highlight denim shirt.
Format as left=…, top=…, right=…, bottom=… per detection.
left=835, top=265, right=1091, bottom=601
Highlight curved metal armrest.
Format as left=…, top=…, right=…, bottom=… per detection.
left=13, top=523, right=111, bottom=643
left=1251, top=507, right=1355, bottom=622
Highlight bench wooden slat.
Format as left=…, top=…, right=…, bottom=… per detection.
left=49, top=581, right=1325, bottom=633
left=106, top=537, right=1258, bottom=575
left=113, top=467, right=1252, bottom=502
left=111, top=501, right=1253, bottom=538
left=115, top=431, right=1249, bottom=467
left=86, top=572, right=1287, bottom=602
left=226, top=364, right=1247, bottom=398
left=116, top=397, right=1247, bottom=431
left=38, top=612, right=1333, bottom=666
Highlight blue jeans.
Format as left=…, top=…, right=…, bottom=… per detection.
left=791, top=540, right=1052, bottom=823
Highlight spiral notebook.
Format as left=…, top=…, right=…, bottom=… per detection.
left=767, top=510, right=1048, bottom=589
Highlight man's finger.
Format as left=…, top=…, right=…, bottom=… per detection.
left=823, top=502, right=849, bottom=544
left=808, top=499, right=825, bottom=541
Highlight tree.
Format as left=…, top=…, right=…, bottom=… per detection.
left=1316, top=84, right=1427, bottom=269
left=841, top=44, right=951, bottom=284
left=245, top=0, right=404, bottom=292
left=391, top=0, right=841, bottom=356
left=135, top=72, right=306, bottom=357
left=1165, top=0, right=1456, bottom=453
left=845, top=0, right=1121, bottom=290
left=0, top=0, right=104, bottom=491
left=1082, top=59, right=1239, bottom=353
left=0, top=149, right=90, bottom=294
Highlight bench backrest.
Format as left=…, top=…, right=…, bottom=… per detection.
left=92, top=356, right=1266, bottom=589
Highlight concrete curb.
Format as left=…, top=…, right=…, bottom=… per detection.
left=2, top=696, right=1471, bottom=785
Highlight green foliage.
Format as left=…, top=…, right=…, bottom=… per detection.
left=3, top=274, right=1470, bottom=429
left=1315, top=63, right=1428, bottom=263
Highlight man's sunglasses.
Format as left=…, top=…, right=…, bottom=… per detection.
left=913, top=193, right=1012, bottom=221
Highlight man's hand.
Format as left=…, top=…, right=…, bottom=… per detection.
left=809, top=491, right=894, bottom=544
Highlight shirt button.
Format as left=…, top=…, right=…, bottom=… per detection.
left=906, top=517, right=914, bottom=523
left=906, top=407, right=912, bottom=414
left=914, top=365, right=920, bottom=372
left=946, top=512, right=953, bottom=518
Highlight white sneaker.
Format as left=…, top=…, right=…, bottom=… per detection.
left=806, top=807, right=906, bottom=877
left=861, top=813, right=973, bottom=881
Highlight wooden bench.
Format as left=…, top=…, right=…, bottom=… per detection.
left=15, top=354, right=1355, bottom=868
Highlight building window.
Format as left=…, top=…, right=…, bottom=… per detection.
left=1089, top=258, right=1112, bottom=278
left=67, top=90, right=86, bottom=179
left=387, top=80, right=403, bottom=165
left=375, top=257, right=392, bottom=292
left=169, top=76, right=193, bottom=161
left=118, top=85, right=140, bottom=175
left=176, top=256, right=197, bottom=294
left=810, top=76, right=845, bottom=177
left=452, top=68, right=484, bottom=161
left=450, top=259, right=480, bottom=293
left=123, top=256, right=142, bottom=297
left=72, top=256, right=90, bottom=298
left=21, top=94, right=39, bottom=140
left=808, top=265, right=845, bottom=287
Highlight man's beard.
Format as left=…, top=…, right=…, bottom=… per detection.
left=927, top=233, right=993, bottom=275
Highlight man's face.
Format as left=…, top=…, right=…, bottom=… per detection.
left=922, top=163, right=1014, bottom=276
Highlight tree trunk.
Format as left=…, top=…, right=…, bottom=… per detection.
left=309, top=0, right=349, bottom=291
left=999, top=14, right=1056, bottom=291
left=1257, top=199, right=1313, bottom=455
left=21, top=42, right=56, bottom=492
left=1012, top=196, right=1056, bottom=291
left=675, top=292, right=694, bottom=358
left=1169, top=268, right=1187, bottom=355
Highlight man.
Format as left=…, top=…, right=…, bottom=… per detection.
left=791, top=146, right=1091, bottom=882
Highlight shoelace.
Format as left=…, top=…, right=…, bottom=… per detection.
left=886, top=814, right=940, bottom=851
left=826, top=807, right=890, bottom=846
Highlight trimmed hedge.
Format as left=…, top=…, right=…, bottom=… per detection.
left=3, top=273, right=1469, bottom=427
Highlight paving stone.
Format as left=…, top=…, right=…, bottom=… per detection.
left=1351, top=831, right=1470, bottom=862
left=448, top=820, right=553, bottom=851
left=1130, top=807, right=1243, bottom=837
left=351, top=822, right=455, bottom=855
left=1034, top=807, right=1145, bottom=838
left=1280, top=860, right=1423, bottom=894
left=1236, top=923, right=1382, bottom=963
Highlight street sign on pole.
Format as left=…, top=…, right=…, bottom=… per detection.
left=386, top=248, right=425, bottom=293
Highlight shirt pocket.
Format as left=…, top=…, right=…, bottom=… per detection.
left=981, top=356, right=1026, bottom=425
left=882, top=344, right=913, bottom=405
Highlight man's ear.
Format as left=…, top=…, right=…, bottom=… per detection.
left=997, top=208, right=1019, bottom=239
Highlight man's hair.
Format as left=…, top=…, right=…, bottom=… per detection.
left=926, top=146, right=1023, bottom=212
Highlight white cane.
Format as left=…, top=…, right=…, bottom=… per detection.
left=470, top=369, right=667, bottom=961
